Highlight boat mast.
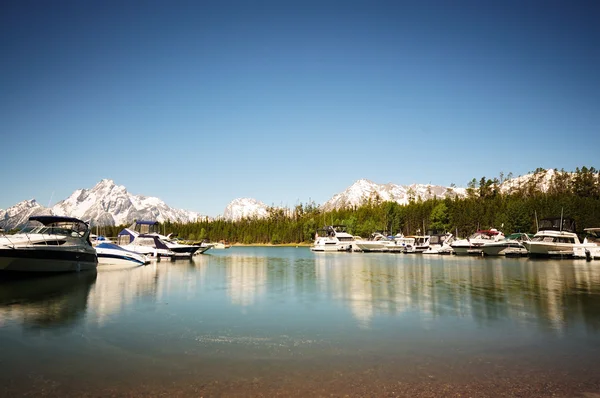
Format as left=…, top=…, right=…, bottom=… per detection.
left=560, top=208, right=564, bottom=232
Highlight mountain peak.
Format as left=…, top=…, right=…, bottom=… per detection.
left=223, top=198, right=269, bottom=221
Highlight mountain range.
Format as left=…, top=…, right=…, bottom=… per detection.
left=0, top=170, right=572, bottom=230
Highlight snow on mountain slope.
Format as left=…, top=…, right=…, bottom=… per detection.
left=0, top=199, right=52, bottom=231
left=321, top=179, right=466, bottom=211
left=0, top=179, right=201, bottom=230
left=223, top=198, right=270, bottom=221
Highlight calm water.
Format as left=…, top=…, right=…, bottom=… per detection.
left=1, top=247, right=599, bottom=397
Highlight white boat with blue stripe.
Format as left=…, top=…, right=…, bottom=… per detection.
left=95, top=242, right=149, bottom=266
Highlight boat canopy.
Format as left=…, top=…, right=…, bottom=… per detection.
left=538, top=217, right=575, bottom=232
left=134, top=220, right=159, bottom=225
left=29, top=216, right=88, bottom=226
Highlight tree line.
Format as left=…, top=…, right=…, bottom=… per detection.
left=101, top=167, right=600, bottom=244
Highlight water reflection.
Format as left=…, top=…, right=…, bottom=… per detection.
left=0, top=271, right=97, bottom=331
left=86, top=264, right=161, bottom=326
left=224, top=254, right=268, bottom=306
left=314, top=254, right=600, bottom=333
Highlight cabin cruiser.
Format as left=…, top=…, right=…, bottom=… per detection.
left=0, top=216, right=97, bottom=273
left=451, top=229, right=505, bottom=255
left=353, top=232, right=405, bottom=253
left=422, top=233, right=455, bottom=255
left=481, top=233, right=532, bottom=256
left=120, top=234, right=202, bottom=259
left=95, top=242, right=149, bottom=266
left=311, top=225, right=355, bottom=252
left=117, top=221, right=209, bottom=258
left=522, top=217, right=580, bottom=257
left=403, top=235, right=431, bottom=253
left=573, top=228, right=600, bottom=260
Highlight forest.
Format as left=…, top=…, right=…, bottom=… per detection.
left=101, top=167, right=600, bottom=244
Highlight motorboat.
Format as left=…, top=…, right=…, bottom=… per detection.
left=353, top=232, right=405, bottom=253
left=211, top=240, right=232, bottom=249
left=522, top=217, right=580, bottom=257
left=310, top=225, right=355, bottom=252
left=422, top=233, right=455, bottom=255
left=95, top=242, right=149, bottom=266
left=451, top=229, right=505, bottom=255
left=573, top=228, right=600, bottom=260
left=403, top=235, right=431, bottom=253
left=481, top=233, right=533, bottom=257
left=0, top=216, right=97, bottom=273
left=117, top=221, right=208, bottom=258
left=120, top=233, right=202, bottom=259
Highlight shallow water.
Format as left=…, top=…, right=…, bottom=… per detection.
left=1, top=247, right=599, bottom=397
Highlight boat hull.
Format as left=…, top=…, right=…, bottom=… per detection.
left=96, top=250, right=148, bottom=266
left=0, top=248, right=97, bottom=273
left=523, top=242, right=575, bottom=257
left=451, top=244, right=484, bottom=256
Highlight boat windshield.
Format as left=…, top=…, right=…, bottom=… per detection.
left=20, top=220, right=88, bottom=237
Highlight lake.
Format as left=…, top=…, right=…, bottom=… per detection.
left=1, top=247, right=599, bottom=397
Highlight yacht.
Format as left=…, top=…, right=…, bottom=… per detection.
left=422, top=233, right=455, bottom=255
left=573, top=228, right=600, bottom=260
left=117, top=221, right=208, bottom=258
left=95, top=242, right=150, bottom=266
left=353, top=232, right=405, bottom=253
left=403, top=235, right=431, bottom=253
left=0, top=216, right=98, bottom=273
left=522, top=217, right=580, bottom=257
left=310, top=225, right=355, bottom=252
left=451, top=229, right=505, bottom=255
left=120, top=234, right=202, bottom=259
left=481, top=233, right=532, bottom=256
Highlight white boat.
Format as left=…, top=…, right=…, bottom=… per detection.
left=353, top=232, right=405, bottom=253
left=403, top=235, right=431, bottom=253
left=117, top=221, right=209, bottom=258
left=522, top=217, right=580, bottom=257
left=310, top=225, right=355, bottom=252
left=95, top=242, right=149, bottom=266
left=573, top=228, right=600, bottom=260
left=481, top=233, right=532, bottom=256
left=211, top=241, right=232, bottom=250
left=451, top=229, right=505, bottom=255
left=0, top=216, right=98, bottom=273
left=422, top=233, right=455, bottom=255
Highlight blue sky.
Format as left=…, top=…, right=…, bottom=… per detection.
left=1, top=0, right=598, bottom=217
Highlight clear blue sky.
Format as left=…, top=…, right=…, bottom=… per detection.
left=1, top=0, right=598, bottom=217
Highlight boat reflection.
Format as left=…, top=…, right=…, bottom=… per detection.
left=221, top=254, right=268, bottom=306
left=314, top=254, right=600, bottom=332
left=0, top=271, right=97, bottom=330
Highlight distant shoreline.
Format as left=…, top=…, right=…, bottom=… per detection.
left=231, top=243, right=311, bottom=247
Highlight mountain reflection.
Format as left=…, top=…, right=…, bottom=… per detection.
left=223, top=254, right=268, bottom=306
left=314, top=255, right=600, bottom=332
left=0, top=271, right=97, bottom=330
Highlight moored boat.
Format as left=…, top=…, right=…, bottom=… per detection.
left=451, top=229, right=505, bottom=256
left=353, top=232, right=405, bottom=253
left=95, top=242, right=149, bottom=266
left=422, top=233, right=455, bottom=255
left=573, top=228, right=600, bottom=261
left=0, top=216, right=98, bottom=273
left=311, top=225, right=355, bottom=252
left=522, top=217, right=580, bottom=258
left=481, top=233, right=533, bottom=256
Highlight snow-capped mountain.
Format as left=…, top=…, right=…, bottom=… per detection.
left=0, top=199, right=52, bottom=231
left=0, top=179, right=201, bottom=230
left=223, top=198, right=270, bottom=221
left=321, top=179, right=466, bottom=211
left=499, top=169, right=564, bottom=194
